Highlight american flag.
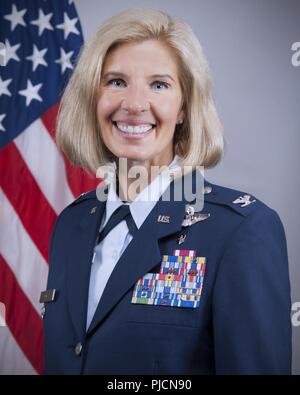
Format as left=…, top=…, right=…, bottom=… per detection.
left=0, top=0, right=98, bottom=374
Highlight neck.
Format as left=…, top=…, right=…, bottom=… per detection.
left=115, top=156, right=175, bottom=203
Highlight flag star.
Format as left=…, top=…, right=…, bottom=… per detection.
left=0, top=114, right=6, bottom=132
left=30, top=9, right=53, bottom=36
left=0, top=77, right=12, bottom=97
left=3, top=39, right=21, bottom=65
left=56, top=12, right=80, bottom=39
left=26, top=45, right=48, bottom=71
left=4, top=4, right=27, bottom=31
left=0, top=44, right=5, bottom=66
left=18, top=79, right=43, bottom=106
left=55, top=48, right=74, bottom=73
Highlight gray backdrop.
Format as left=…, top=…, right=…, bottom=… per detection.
left=75, top=0, right=300, bottom=374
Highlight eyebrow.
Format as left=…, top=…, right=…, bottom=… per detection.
left=102, top=71, right=176, bottom=83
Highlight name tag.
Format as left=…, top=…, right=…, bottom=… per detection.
left=39, top=289, right=56, bottom=303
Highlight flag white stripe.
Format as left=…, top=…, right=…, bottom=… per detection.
left=0, top=328, right=36, bottom=375
left=14, top=119, right=74, bottom=215
left=0, top=188, right=48, bottom=314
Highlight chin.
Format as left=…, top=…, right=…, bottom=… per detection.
left=114, top=150, right=151, bottom=162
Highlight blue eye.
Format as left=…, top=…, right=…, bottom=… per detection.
left=152, top=81, right=169, bottom=90
left=106, top=79, right=169, bottom=90
left=107, top=79, right=125, bottom=87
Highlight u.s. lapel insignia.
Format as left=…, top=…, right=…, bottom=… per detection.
left=232, top=194, right=256, bottom=207
left=157, top=215, right=170, bottom=223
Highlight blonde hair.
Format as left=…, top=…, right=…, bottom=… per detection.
left=56, top=8, right=224, bottom=174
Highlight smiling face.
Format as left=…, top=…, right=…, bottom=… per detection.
left=97, top=39, right=185, bottom=167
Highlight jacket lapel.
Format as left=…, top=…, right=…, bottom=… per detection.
left=66, top=188, right=107, bottom=340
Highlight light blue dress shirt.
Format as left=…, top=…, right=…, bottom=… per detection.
left=86, top=155, right=182, bottom=329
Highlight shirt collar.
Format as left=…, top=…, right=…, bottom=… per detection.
left=103, top=155, right=182, bottom=230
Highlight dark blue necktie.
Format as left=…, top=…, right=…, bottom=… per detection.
left=95, top=204, right=138, bottom=246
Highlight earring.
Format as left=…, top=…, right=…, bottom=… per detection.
left=177, top=119, right=183, bottom=124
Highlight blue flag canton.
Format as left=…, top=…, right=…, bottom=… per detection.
left=0, top=0, right=84, bottom=148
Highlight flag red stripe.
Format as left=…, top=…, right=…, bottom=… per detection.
left=0, top=254, right=44, bottom=374
left=41, top=103, right=99, bottom=198
left=0, top=142, right=56, bottom=262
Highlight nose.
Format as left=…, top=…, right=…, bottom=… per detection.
left=120, top=85, right=150, bottom=113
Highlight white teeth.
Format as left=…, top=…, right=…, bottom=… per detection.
left=116, top=122, right=153, bottom=134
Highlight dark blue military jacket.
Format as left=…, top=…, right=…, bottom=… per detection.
left=43, top=170, right=292, bottom=374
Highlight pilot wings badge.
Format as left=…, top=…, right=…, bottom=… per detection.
left=181, top=206, right=210, bottom=227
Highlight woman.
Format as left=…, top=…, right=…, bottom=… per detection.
left=42, top=8, right=292, bottom=374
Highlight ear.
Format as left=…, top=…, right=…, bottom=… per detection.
left=176, top=109, right=185, bottom=124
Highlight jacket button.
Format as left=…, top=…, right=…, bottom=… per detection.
left=74, top=342, right=82, bottom=356
left=204, top=186, right=212, bottom=194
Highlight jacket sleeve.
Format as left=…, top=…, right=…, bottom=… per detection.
left=212, top=207, right=292, bottom=374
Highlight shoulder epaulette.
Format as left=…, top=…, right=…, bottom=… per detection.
left=69, top=189, right=98, bottom=207
left=69, top=182, right=110, bottom=207
left=203, top=181, right=262, bottom=217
